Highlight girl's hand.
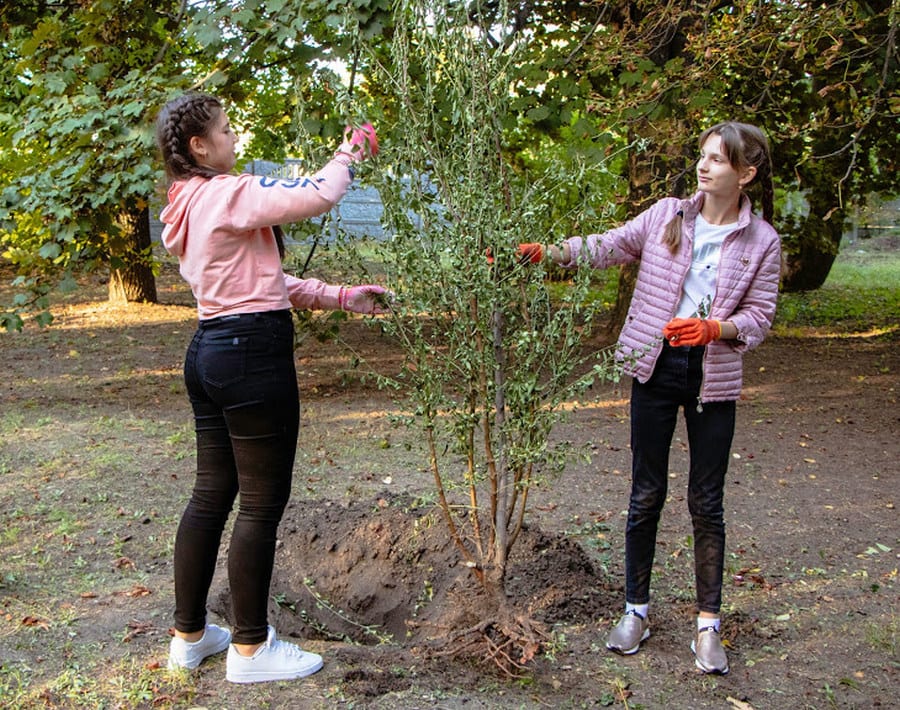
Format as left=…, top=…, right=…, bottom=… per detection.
left=339, top=285, right=393, bottom=314
left=663, top=318, right=722, bottom=346
left=338, top=123, right=379, bottom=162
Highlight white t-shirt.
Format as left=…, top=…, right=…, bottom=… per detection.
left=675, top=213, right=736, bottom=319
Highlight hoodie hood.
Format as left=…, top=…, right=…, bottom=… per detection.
left=159, top=177, right=207, bottom=258
left=157, top=161, right=353, bottom=319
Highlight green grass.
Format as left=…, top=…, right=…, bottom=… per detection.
left=775, top=244, right=900, bottom=333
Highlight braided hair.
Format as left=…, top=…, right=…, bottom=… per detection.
left=662, top=121, right=776, bottom=254
left=155, top=92, right=225, bottom=181
left=156, top=93, right=287, bottom=258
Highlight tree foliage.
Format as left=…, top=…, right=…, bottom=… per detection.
left=0, top=0, right=194, bottom=328
left=3, top=1, right=894, bottom=331
left=351, top=0, right=619, bottom=672
left=566, top=1, right=899, bottom=291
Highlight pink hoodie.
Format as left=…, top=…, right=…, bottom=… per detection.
left=160, top=158, right=353, bottom=319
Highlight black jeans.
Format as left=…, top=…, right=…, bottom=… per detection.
left=625, top=342, right=735, bottom=614
left=174, top=310, right=298, bottom=645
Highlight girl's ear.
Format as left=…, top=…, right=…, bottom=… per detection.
left=739, top=165, right=757, bottom=188
left=188, top=135, right=207, bottom=160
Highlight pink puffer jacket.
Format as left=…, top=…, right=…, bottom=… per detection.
left=561, top=192, right=781, bottom=402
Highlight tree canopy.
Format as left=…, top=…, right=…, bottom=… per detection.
left=1, top=0, right=897, bottom=329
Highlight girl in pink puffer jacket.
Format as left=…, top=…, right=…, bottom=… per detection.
left=523, top=121, right=780, bottom=675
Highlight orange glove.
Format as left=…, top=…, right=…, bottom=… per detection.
left=662, top=317, right=722, bottom=346
left=516, top=243, right=544, bottom=264
left=485, top=243, right=544, bottom=265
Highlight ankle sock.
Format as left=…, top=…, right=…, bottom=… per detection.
left=698, top=616, right=720, bottom=632
left=626, top=603, right=649, bottom=619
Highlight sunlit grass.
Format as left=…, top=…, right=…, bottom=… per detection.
left=775, top=242, right=900, bottom=333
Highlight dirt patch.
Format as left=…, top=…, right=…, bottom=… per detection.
left=208, top=495, right=615, bottom=645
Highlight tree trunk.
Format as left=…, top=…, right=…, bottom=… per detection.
left=781, top=202, right=844, bottom=292
left=608, top=120, right=692, bottom=333
left=108, top=204, right=158, bottom=304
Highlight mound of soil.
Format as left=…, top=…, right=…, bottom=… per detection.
left=210, top=494, right=617, bottom=651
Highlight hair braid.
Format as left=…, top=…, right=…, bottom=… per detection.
left=156, top=93, right=224, bottom=181
left=155, top=92, right=287, bottom=260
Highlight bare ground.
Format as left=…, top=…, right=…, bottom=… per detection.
left=0, top=262, right=897, bottom=709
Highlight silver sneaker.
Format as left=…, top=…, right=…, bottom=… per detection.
left=606, top=610, right=650, bottom=655
left=691, top=625, right=729, bottom=674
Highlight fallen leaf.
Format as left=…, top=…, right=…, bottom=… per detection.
left=123, top=619, right=154, bottom=642
left=113, top=556, right=136, bottom=570
left=21, top=616, right=50, bottom=630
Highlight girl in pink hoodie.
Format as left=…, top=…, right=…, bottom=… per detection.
left=156, top=92, right=387, bottom=683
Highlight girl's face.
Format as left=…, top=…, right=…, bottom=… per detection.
left=696, top=133, right=755, bottom=199
left=189, top=107, right=238, bottom=173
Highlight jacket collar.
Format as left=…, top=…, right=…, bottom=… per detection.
left=682, top=191, right=753, bottom=231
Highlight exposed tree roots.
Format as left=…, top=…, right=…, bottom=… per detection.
left=420, top=610, right=549, bottom=677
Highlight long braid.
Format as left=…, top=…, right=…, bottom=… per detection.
left=156, top=92, right=286, bottom=259
left=155, top=93, right=223, bottom=181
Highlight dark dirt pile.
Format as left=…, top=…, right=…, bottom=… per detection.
left=210, top=494, right=618, bottom=648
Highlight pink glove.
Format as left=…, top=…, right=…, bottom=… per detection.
left=338, top=122, right=379, bottom=162
left=338, top=285, right=392, bottom=314
left=662, top=317, right=722, bottom=346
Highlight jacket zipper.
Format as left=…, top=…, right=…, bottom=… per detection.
left=696, top=224, right=744, bottom=413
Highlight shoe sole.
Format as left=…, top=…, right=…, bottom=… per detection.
left=690, top=640, right=729, bottom=674
left=606, top=627, right=650, bottom=655
left=226, top=657, right=324, bottom=684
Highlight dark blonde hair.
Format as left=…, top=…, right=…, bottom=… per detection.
left=155, top=93, right=225, bottom=181
left=663, top=121, right=775, bottom=254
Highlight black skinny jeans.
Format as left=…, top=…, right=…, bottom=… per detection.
left=625, top=342, right=736, bottom=615
left=174, top=310, right=298, bottom=645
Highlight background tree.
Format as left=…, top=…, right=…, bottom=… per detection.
left=485, top=0, right=898, bottom=310
left=0, top=0, right=196, bottom=329
left=0, top=0, right=397, bottom=330
left=571, top=0, right=899, bottom=295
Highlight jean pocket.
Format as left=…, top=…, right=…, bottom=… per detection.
left=200, top=334, right=248, bottom=389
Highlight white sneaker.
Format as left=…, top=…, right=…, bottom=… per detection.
left=226, top=626, right=323, bottom=684
left=167, top=623, right=232, bottom=670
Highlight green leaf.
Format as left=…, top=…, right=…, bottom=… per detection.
left=38, top=242, right=62, bottom=259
